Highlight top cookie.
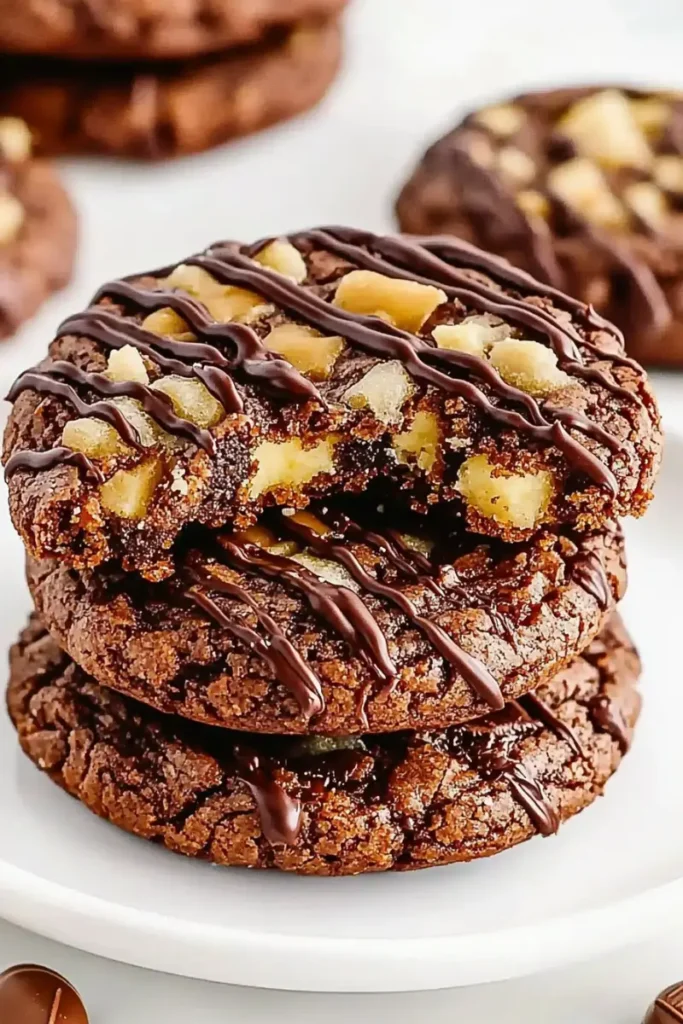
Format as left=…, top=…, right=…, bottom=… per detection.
left=0, top=0, right=348, bottom=60
left=3, top=227, right=661, bottom=579
left=396, top=86, right=683, bottom=366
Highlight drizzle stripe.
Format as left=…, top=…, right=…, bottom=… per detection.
left=10, top=360, right=216, bottom=454
left=186, top=567, right=325, bottom=721
left=193, top=246, right=619, bottom=492
left=281, top=514, right=505, bottom=710
left=215, top=537, right=397, bottom=685
left=5, top=446, right=104, bottom=482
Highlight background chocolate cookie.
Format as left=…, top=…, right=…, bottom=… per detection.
left=0, top=0, right=348, bottom=60
left=0, top=116, right=76, bottom=338
left=3, top=228, right=661, bottom=581
left=26, top=508, right=626, bottom=734
left=0, top=19, right=342, bottom=159
left=396, top=86, right=683, bottom=367
left=7, top=614, right=641, bottom=876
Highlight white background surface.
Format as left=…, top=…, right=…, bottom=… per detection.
left=3, top=0, right=683, bottom=1018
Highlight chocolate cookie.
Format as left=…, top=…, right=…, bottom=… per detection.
left=0, top=117, right=76, bottom=338
left=3, top=227, right=661, bottom=579
left=396, top=86, right=683, bottom=366
left=0, top=19, right=342, bottom=159
left=0, top=0, right=347, bottom=60
left=7, top=614, right=641, bottom=875
left=26, top=503, right=626, bottom=734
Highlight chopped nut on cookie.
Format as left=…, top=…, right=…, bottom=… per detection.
left=3, top=227, right=662, bottom=577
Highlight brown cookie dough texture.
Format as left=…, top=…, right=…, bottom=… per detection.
left=0, top=19, right=342, bottom=159
left=396, top=86, right=683, bottom=367
left=0, top=116, right=77, bottom=338
left=3, top=227, right=662, bottom=580
left=26, top=509, right=626, bottom=734
left=7, top=614, right=641, bottom=876
left=0, top=0, right=348, bottom=60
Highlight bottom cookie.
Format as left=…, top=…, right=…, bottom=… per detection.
left=7, top=614, right=640, bottom=876
left=0, top=18, right=342, bottom=159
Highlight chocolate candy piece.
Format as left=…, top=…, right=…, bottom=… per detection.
left=0, top=964, right=88, bottom=1023
left=645, top=983, right=683, bottom=1023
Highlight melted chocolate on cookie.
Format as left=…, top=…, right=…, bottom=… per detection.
left=8, top=226, right=646, bottom=498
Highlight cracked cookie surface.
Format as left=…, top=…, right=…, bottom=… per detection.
left=0, top=19, right=342, bottom=159
left=0, top=116, right=76, bottom=338
left=397, top=86, right=683, bottom=366
left=3, top=226, right=662, bottom=578
left=26, top=502, right=626, bottom=734
left=7, top=613, right=640, bottom=875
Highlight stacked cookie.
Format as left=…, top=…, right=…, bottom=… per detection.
left=0, top=0, right=346, bottom=159
left=397, top=86, right=683, bottom=367
left=3, top=228, right=660, bottom=875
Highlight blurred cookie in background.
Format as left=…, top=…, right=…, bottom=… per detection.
left=0, top=18, right=343, bottom=160
left=0, top=116, right=76, bottom=339
left=397, top=87, right=683, bottom=366
left=0, top=0, right=348, bottom=60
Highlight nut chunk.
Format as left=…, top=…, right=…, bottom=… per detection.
left=474, top=104, right=525, bottom=138
left=142, top=307, right=194, bottom=339
left=548, top=158, right=627, bottom=230
left=253, top=240, right=307, bottom=282
left=433, top=315, right=510, bottom=356
left=248, top=437, right=338, bottom=499
left=165, top=263, right=272, bottom=324
left=100, top=458, right=163, bottom=519
left=489, top=340, right=571, bottom=396
left=392, top=410, right=440, bottom=472
left=106, top=346, right=150, bottom=385
left=334, top=270, right=446, bottom=332
left=457, top=454, right=554, bottom=531
left=623, top=182, right=667, bottom=231
left=151, top=376, right=225, bottom=429
left=63, top=418, right=126, bottom=458
left=343, top=360, right=414, bottom=425
left=264, top=324, right=344, bottom=380
left=559, top=89, right=652, bottom=170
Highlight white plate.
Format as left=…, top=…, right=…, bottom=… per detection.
left=0, top=423, right=677, bottom=993
left=1, top=0, right=683, bottom=992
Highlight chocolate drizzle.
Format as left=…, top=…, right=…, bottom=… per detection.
left=215, top=535, right=396, bottom=685
left=5, top=226, right=635, bottom=496
left=166, top=501, right=616, bottom=725
left=234, top=748, right=302, bottom=847
left=4, top=446, right=104, bottom=483
left=185, top=563, right=325, bottom=721
left=280, top=510, right=505, bottom=709
left=590, top=693, right=630, bottom=752
left=572, top=549, right=613, bottom=611
left=516, top=692, right=584, bottom=757
left=85, top=280, right=323, bottom=406
left=204, top=234, right=621, bottom=491
left=7, top=361, right=217, bottom=454
left=464, top=724, right=560, bottom=836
